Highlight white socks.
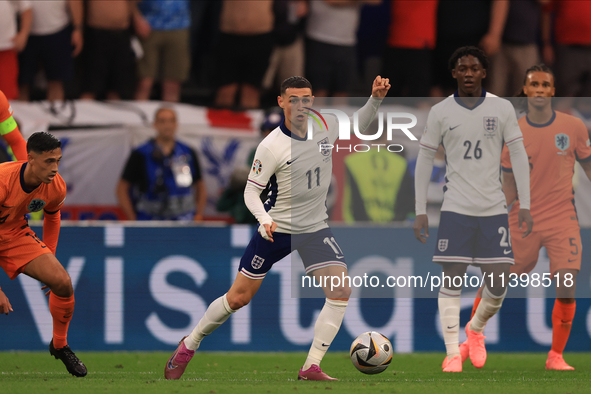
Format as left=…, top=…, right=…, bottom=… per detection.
left=438, top=287, right=461, bottom=358
left=302, top=298, right=348, bottom=370
left=184, top=293, right=236, bottom=351
left=471, top=286, right=506, bottom=334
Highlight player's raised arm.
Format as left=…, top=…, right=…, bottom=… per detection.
left=244, top=145, right=278, bottom=242
left=371, top=75, right=391, bottom=99
left=345, top=76, right=391, bottom=137
left=504, top=107, right=532, bottom=237
left=413, top=110, right=440, bottom=243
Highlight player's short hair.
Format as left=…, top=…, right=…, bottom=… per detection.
left=448, top=46, right=489, bottom=71
left=27, top=132, right=61, bottom=154
left=154, top=106, right=177, bottom=121
left=522, top=63, right=554, bottom=85
left=280, top=76, right=312, bottom=95
left=514, top=64, right=555, bottom=98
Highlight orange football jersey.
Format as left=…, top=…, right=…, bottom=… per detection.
left=0, top=161, right=66, bottom=241
left=501, top=111, right=591, bottom=231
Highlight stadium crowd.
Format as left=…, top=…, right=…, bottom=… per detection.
left=2, top=0, right=591, bottom=104
left=1, top=0, right=591, bottom=224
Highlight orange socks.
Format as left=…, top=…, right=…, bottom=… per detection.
left=470, top=286, right=484, bottom=319
left=551, top=299, right=576, bottom=354
left=49, top=293, right=75, bottom=349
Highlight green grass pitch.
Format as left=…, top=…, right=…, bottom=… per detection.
left=1, top=352, right=591, bottom=394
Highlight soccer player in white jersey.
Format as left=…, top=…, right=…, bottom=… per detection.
left=164, top=75, right=391, bottom=381
left=413, top=46, right=533, bottom=373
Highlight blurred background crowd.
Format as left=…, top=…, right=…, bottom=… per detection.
left=2, top=0, right=591, bottom=226
left=4, top=0, right=591, bottom=105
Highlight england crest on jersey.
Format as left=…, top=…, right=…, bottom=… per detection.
left=555, top=133, right=569, bottom=151
left=483, top=117, right=498, bottom=132
left=438, top=239, right=448, bottom=252
left=318, top=137, right=331, bottom=157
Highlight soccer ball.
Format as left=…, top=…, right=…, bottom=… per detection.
left=350, top=331, right=393, bottom=374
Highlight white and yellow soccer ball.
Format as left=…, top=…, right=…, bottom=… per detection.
left=350, top=331, right=393, bottom=374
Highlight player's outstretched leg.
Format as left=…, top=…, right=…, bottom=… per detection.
left=439, top=287, right=462, bottom=372
left=546, top=298, right=576, bottom=371
left=24, top=254, right=87, bottom=377
left=165, top=274, right=261, bottom=380
left=49, top=339, right=87, bottom=377
left=299, top=266, right=350, bottom=381
left=165, top=293, right=237, bottom=380
left=298, top=298, right=348, bottom=381
left=48, top=292, right=86, bottom=377
left=467, top=286, right=506, bottom=368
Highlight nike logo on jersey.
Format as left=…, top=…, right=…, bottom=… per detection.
left=447, top=324, right=458, bottom=329
left=449, top=124, right=461, bottom=131
left=336, top=255, right=345, bottom=259
left=286, top=157, right=299, bottom=165
left=568, top=258, right=576, bottom=262
left=503, top=249, right=512, bottom=255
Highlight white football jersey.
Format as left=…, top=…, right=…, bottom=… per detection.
left=420, top=91, right=523, bottom=216
left=247, top=122, right=338, bottom=234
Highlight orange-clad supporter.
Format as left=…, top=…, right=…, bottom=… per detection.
left=0, top=89, right=27, bottom=161
left=466, top=65, right=591, bottom=371
left=0, top=132, right=87, bottom=377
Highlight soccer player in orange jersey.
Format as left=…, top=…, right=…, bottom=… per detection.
left=465, top=64, right=591, bottom=370
left=0, top=132, right=87, bottom=377
left=0, top=89, right=27, bottom=161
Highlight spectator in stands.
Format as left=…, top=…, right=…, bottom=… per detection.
left=19, top=0, right=83, bottom=102
left=80, top=0, right=136, bottom=100
left=116, top=107, right=206, bottom=221
left=189, top=1, right=222, bottom=93
left=248, top=107, right=283, bottom=165
left=342, top=133, right=414, bottom=223
left=383, top=0, right=438, bottom=98
left=305, top=0, right=381, bottom=98
left=214, top=0, right=274, bottom=109
left=262, top=1, right=307, bottom=93
left=133, top=0, right=191, bottom=103
left=219, top=107, right=282, bottom=224
left=542, top=0, right=591, bottom=97
left=0, top=0, right=32, bottom=100
left=432, top=0, right=509, bottom=96
left=216, top=167, right=255, bottom=224
left=356, top=0, right=390, bottom=95
left=488, top=0, right=543, bottom=97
